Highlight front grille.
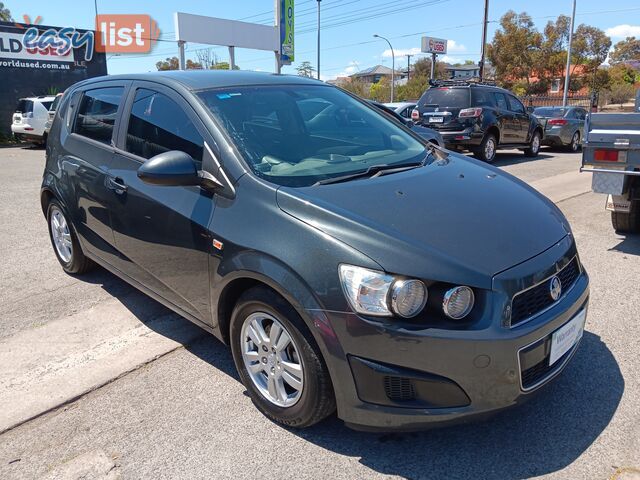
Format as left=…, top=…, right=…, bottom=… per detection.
left=510, top=257, right=580, bottom=327
left=383, top=376, right=416, bottom=402
left=521, top=346, right=574, bottom=389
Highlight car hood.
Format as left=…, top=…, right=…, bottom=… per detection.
left=276, top=152, right=569, bottom=289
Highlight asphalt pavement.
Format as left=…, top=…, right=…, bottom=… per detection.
left=0, top=145, right=638, bottom=480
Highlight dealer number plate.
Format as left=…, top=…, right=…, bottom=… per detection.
left=428, top=116, right=444, bottom=123
left=549, top=309, right=586, bottom=366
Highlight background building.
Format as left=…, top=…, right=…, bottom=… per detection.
left=0, top=21, right=107, bottom=138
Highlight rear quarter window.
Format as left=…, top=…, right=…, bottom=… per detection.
left=15, top=100, right=34, bottom=114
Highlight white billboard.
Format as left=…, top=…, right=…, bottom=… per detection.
left=421, top=36, right=448, bottom=55
left=0, top=32, right=75, bottom=62
left=174, top=12, right=280, bottom=52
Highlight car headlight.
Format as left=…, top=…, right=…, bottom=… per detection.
left=442, top=286, right=475, bottom=320
left=339, top=265, right=427, bottom=318
left=390, top=279, right=428, bottom=318
left=339, top=265, right=394, bottom=316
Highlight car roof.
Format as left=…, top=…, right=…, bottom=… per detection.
left=19, top=96, right=57, bottom=102
left=384, top=102, right=415, bottom=108
left=75, top=70, right=326, bottom=91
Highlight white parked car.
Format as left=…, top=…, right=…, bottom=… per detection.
left=11, top=96, right=56, bottom=145
left=384, top=102, right=417, bottom=119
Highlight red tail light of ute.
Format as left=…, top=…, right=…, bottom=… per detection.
left=459, top=107, right=482, bottom=118
left=548, top=118, right=568, bottom=126
left=594, top=149, right=620, bottom=162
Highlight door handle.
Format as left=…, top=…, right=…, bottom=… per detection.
left=107, top=176, right=127, bottom=194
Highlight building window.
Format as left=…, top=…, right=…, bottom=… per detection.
left=550, top=79, right=561, bottom=93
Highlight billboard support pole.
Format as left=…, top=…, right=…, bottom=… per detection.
left=178, top=40, right=186, bottom=70
left=430, top=53, right=436, bottom=80
left=228, top=46, right=235, bottom=70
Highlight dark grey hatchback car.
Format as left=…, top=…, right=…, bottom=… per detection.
left=42, top=71, right=589, bottom=431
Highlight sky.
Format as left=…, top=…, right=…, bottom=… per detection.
left=4, top=0, right=640, bottom=79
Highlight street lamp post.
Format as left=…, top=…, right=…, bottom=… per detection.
left=373, top=34, right=394, bottom=102
left=317, top=0, right=321, bottom=80
left=562, top=0, right=577, bottom=107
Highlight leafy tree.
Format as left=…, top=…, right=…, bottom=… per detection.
left=412, top=57, right=447, bottom=79
left=537, top=15, right=571, bottom=80
left=572, top=25, right=611, bottom=75
left=339, top=79, right=369, bottom=98
left=296, top=61, right=316, bottom=78
left=369, top=76, right=391, bottom=102
left=608, top=63, right=640, bottom=85
left=0, top=2, right=12, bottom=21
left=156, top=57, right=180, bottom=71
left=397, top=76, right=429, bottom=101
left=606, top=83, right=636, bottom=107
left=609, top=37, right=640, bottom=64
left=155, top=57, right=203, bottom=70
left=487, top=11, right=542, bottom=88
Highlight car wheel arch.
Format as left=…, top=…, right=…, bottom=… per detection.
left=213, top=265, right=331, bottom=347
left=486, top=125, right=500, bottom=144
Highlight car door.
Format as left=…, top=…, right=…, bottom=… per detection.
left=493, top=92, right=516, bottom=144
left=506, top=94, right=529, bottom=143
left=573, top=108, right=587, bottom=139
left=59, top=82, right=129, bottom=265
left=107, top=82, right=216, bottom=322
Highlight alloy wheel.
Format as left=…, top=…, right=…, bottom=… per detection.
left=50, top=207, right=73, bottom=263
left=485, top=137, right=496, bottom=161
left=532, top=133, right=540, bottom=154
left=240, top=312, right=304, bottom=407
left=571, top=132, right=580, bottom=152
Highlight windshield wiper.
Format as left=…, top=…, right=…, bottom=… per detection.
left=313, top=152, right=433, bottom=186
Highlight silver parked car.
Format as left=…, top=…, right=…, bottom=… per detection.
left=533, top=106, right=587, bottom=152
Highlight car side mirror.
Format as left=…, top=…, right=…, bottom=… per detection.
left=137, top=150, right=202, bottom=187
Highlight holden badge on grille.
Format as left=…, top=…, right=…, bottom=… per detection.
left=549, top=276, right=562, bottom=301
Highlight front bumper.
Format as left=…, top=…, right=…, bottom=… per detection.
left=314, top=242, right=590, bottom=431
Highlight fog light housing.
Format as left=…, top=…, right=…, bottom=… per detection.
left=390, top=279, right=428, bottom=318
left=443, top=286, right=474, bottom=319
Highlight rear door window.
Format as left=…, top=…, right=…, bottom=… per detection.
left=125, top=88, right=204, bottom=163
left=494, top=92, right=508, bottom=110
left=74, top=87, right=124, bottom=144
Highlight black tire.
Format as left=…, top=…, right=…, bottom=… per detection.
left=473, top=133, right=497, bottom=163
left=524, top=130, right=542, bottom=157
left=230, top=286, right=335, bottom=428
left=46, top=199, right=95, bottom=274
left=611, top=202, right=640, bottom=234
left=566, top=131, right=581, bottom=152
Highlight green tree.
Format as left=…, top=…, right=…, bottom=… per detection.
left=296, top=61, right=316, bottom=78
left=155, top=57, right=204, bottom=70
left=156, top=57, right=180, bottom=71
left=369, top=76, right=391, bottom=102
left=606, top=83, right=636, bottom=107
left=609, top=37, right=640, bottom=64
left=487, top=11, right=542, bottom=88
left=537, top=15, right=571, bottom=80
left=608, top=63, right=640, bottom=85
left=339, top=79, right=369, bottom=98
left=0, top=2, right=12, bottom=22
left=572, top=25, right=611, bottom=75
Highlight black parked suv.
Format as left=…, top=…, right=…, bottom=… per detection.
left=42, top=71, right=588, bottom=431
left=411, top=81, right=544, bottom=163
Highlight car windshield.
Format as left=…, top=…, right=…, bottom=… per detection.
left=418, top=88, right=470, bottom=109
left=533, top=107, right=567, bottom=117
left=197, top=85, right=426, bottom=187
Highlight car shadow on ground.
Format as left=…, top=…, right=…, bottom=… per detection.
left=78, top=267, right=624, bottom=479
left=609, top=232, right=640, bottom=256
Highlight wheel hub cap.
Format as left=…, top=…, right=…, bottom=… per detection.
left=240, top=312, right=304, bottom=407
left=51, top=208, right=72, bottom=263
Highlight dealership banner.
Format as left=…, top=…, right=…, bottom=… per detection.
left=280, top=0, right=294, bottom=63
left=0, top=31, right=75, bottom=63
